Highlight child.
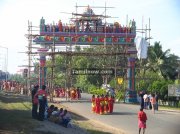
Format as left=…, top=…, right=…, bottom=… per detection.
left=47, top=105, right=55, bottom=118
left=59, top=109, right=71, bottom=127
left=138, top=108, right=147, bottom=134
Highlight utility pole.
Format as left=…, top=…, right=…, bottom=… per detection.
left=27, top=21, right=32, bottom=95
left=0, top=46, right=8, bottom=81
left=49, top=23, right=56, bottom=102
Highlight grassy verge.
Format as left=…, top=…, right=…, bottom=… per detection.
left=0, top=93, right=41, bottom=134
left=159, top=105, right=180, bottom=111
left=0, top=92, right=122, bottom=134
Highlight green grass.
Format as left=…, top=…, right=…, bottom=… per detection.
left=75, top=121, right=112, bottom=134
left=0, top=92, right=122, bottom=134
left=0, top=93, right=40, bottom=134
left=159, top=105, right=180, bottom=111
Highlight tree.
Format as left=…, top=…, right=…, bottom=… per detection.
left=145, top=41, right=179, bottom=80
left=9, top=74, right=25, bottom=84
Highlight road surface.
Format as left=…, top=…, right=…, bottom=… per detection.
left=58, top=93, right=180, bottom=134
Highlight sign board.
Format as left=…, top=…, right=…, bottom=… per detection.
left=168, top=84, right=180, bottom=97
left=71, top=68, right=114, bottom=75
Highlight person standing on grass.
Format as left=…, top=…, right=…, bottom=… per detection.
left=155, top=93, right=159, bottom=110
left=138, top=108, right=147, bottom=134
left=35, top=85, right=47, bottom=121
left=143, top=92, right=148, bottom=109
left=31, top=85, right=39, bottom=119
left=150, top=93, right=156, bottom=114
left=139, top=91, right=144, bottom=109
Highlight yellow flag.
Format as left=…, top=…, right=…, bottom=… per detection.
left=117, top=77, right=123, bottom=85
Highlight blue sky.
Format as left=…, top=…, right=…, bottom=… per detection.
left=0, top=0, right=179, bottom=74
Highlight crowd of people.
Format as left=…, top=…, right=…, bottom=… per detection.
left=138, top=91, right=159, bottom=134
left=46, top=105, right=71, bottom=127
left=31, top=84, right=72, bottom=127
left=54, top=87, right=81, bottom=100
left=30, top=84, right=159, bottom=133
left=91, top=94, right=115, bottom=115
left=139, top=91, right=159, bottom=114
left=0, top=80, right=25, bottom=94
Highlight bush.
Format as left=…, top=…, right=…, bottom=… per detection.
left=115, top=90, right=124, bottom=102
left=88, top=87, right=106, bottom=96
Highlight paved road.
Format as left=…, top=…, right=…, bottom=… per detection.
left=58, top=93, right=180, bottom=134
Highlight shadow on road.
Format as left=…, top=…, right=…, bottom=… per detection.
left=111, top=111, right=136, bottom=115
left=0, top=91, right=30, bottom=104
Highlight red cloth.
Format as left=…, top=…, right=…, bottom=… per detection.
left=36, top=89, right=47, bottom=100
left=100, top=97, right=104, bottom=114
left=108, top=97, right=114, bottom=113
left=138, top=111, right=147, bottom=121
left=138, top=111, right=147, bottom=128
left=95, top=98, right=100, bottom=114
left=104, top=97, right=109, bottom=113
left=91, top=98, right=96, bottom=112
left=33, top=95, right=38, bottom=104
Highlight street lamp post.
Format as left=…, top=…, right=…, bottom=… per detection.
left=0, top=46, right=8, bottom=81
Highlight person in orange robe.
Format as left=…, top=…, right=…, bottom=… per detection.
left=100, top=94, right=105, bottom=115
left=95, top=95, right=100, bottom=114
left=104, top=94, right=109, bottom=114
left=71, top=89, right=75, bottom=100
left=108, top=95, right=115, bottom=113
left=91, top=95, right=96, bottom=113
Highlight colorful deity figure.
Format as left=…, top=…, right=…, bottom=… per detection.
left=58, top=20, right=63, bottom=32
left=49, top=24, right=52, bottom=32
left=40, top=17, right=45, bottom=32
left=114, top=22, right=120, bottom=33
left=131, top=19, right=136, bottom=33
left=75, top=20, right=80, bottom=32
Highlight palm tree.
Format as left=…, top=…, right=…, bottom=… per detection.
left=146, top=41, right=179, bottom=80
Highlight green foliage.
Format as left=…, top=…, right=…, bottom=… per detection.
left=9, top=74, right=25, bottom=84
left=148, top=79, right=173, bottom=100
left=109, top=78, right=116, bottom=88
left=136, top=71, right=161, bottom=92
left=175, top=79, right=180, bottom=84
left=115, top=90, right=124, bottom=101
left=145, top=42, right=179, bottom=80
left=74, top=75, right=91, bottom=92
left=88, top=88, right=106, bottom=96
left=42, top=40, right=179, bottom=102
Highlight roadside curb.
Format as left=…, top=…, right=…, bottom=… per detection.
left=159, top=109, right=180, bottom=113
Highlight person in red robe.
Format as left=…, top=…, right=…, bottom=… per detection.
left=104, top=94, right=109, bottom=114
left=100, top=94, right=105, bottom=115
left=91, top=95, right=96, bottom=113
left=108, top=95, right=115, bottom=113
left=95, top=95, right=100, bottom=114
